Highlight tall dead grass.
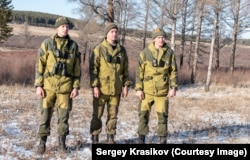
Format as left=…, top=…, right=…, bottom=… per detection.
left=0, top=50, right=36, bottom=85
left=1, top=48, right=250, bottom=88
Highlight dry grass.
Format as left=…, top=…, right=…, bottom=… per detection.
left=0, top=83, right=250, bottom=159
left=9, top=23, right=80, bottom=38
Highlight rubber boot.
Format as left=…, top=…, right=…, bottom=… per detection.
left=106, top=134, right=115, bottom=144
left=160, top=136, right=167, bottom=144
left=58, top=135, right=67, bottom=153
left=37, top=136, right=47, bottom=154
left=138, top=135, right=145, bottom=144
left=92, top=135, right=99, bottom=144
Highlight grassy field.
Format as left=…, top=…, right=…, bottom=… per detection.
left=0, top=84, right=249, bottom=159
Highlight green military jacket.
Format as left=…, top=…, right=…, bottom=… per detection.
left=135, top=42, right=178, bottom=96
left=89, top=39, right=130, bottom=95
left=34, top=34, right=81, bottom=93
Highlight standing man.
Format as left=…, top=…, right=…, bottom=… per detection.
left=34, top=17, right=81, bottom=154
left=135, top=28, right=178, bottom=144
left=89, top=22, right=130, bottom=144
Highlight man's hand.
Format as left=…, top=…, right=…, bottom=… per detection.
left=92, top=87, right=100, bottom=98
left=167, top=88, right=176, bottom=97
left=135, top=90, right=144, bottom=100
left=121, top=86, right=129, bottom=98
left=70, top=88, right=79, bottom=98
left=36, top=87, right=45, bottom=98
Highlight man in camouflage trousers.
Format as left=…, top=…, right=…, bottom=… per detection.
left=89, top=23, right=130, bottom=144
left=34, top=17, right=81, bottom=154
left=135, top=28, right=178, bottom=144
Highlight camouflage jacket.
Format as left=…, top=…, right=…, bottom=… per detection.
left=34, top=34, right=81, bottom=93
left=89, top=39, right=130, bottom=95
left=135, top=42, right=178, bottom=96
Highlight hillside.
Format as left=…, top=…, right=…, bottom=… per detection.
left=9, top=23, right=80, bottom=37
left=0, top=23, right=80, bottom=51
left=12, top=10, right=79, bottom=29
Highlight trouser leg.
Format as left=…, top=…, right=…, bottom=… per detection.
left=106, top=105, right=119, bottom=135
left=38, top=90, right=56, bottom=137
left=138, top=95, right=153, bottom=136
left=56, top=93, right=71, bottom=152
left=38, top=107, right=53, bottom=137
left=155, top=97, right=169, bottom=144
left=90, top=96, right=105, bottom=144
left=105, top=95, right=120, bottom=143
left=105, top=104, right=118, bottom=144
left=37, top=92, right=55, bottom=154
left=157, top=112, right=168, bottom=137
left=157, top=111, right=168, bottom=144
left=90, top=97, right=105, bottom=135
left=138, top=110, right=150, bottom=135
left=57, top=108, right=69, bottom=136
left=56, top=93, right=71, bottom=136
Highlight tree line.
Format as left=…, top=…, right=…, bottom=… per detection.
left=12, top=10, right=77, bottom=29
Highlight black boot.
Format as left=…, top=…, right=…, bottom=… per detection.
left=58, top=135, right=67, bottom=153
left=37, top=136, right=47, bottom=154
left=138, top=135, right=145, bottom=144
left=160, top=136, right=167, bottom=144
left=106, top=134, right=115, bottom=144
left=92, top=135, right=99, bottom=144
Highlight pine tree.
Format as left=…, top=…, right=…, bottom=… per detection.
left=0, top=0, right=13, bottom=43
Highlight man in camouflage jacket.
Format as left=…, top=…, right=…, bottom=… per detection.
left=135, top=28, right=178, bottom=144
left=89, top=23, right=130, bottom=144
left=34, top=17, right=81, bottom=154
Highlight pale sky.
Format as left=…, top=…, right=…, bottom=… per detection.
left=11, top=0, right=80, bottom=19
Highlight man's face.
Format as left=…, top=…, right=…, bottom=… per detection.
left=56, top=24, right=69, bottom=37
left=106, top=28, right=118, bottom=42
left=154, top=36, right=165, bottom=48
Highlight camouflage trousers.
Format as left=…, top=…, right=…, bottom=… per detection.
left=90, top=94, right=121, bottom=135
left=138, top=94, right=169, bottom=137
left=38, top=90, right=72, bottom=137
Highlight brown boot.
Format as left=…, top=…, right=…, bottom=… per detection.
left=138, top=135, right=145, bottom=144
left=58, top=135, right=68, bottom=153
left=37, top=136, right=47, bottom=154
left=92, top=135, right=99, bottom=144
left=160, top=136, right=167, bottom=144
left=106, top=134, right=116, bottom=144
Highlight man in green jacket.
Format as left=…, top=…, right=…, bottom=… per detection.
left=135, top=28, right=178, bottom=144
left=89, top=23, right=130, bottom=144
left=34, top=16, right=81, bottom=154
